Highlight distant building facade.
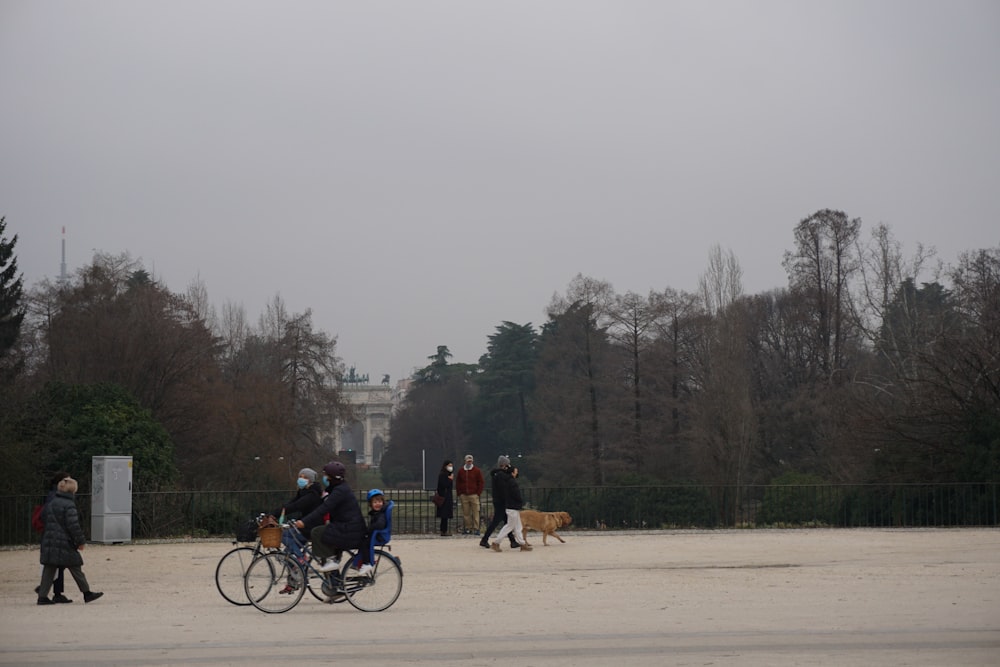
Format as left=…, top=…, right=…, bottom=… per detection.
left=327, top=373, right=410, bottom=467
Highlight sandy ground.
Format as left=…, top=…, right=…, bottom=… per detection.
left=1, top=528, right=998, bottom=666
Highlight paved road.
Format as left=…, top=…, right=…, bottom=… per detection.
left=2, top=529, right=998, bottom=666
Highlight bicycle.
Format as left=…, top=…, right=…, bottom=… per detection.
left=215, top=513, right=323, bottom=606
left=244, top=501, right=402, bottom=613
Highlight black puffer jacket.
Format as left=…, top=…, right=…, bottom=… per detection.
left=271, top=482, right=323, bottom=520
left=496, top=469, right=524, bottom=511
left=40, top=491, right=86, bottom=567
left=300, top=481, right=366, bottom=550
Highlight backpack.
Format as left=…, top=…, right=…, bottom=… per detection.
left=31, top=504, right=45, bottom=533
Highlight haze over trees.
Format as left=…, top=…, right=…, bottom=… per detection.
left=1, top=209, right=997, bottom=496
left=387, top=211, right=999, bottom=493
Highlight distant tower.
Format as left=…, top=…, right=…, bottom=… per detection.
left=58, top=226, right=67, bottom=285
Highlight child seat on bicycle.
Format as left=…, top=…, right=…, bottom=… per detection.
left=356, top=492, right=393, bottom=575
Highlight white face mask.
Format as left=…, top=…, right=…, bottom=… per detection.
left=446, top=465, right=453, bottom=473
left=464, top=463, right=473, bottom=470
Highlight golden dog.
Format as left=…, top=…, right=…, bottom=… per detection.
left=519, top=509, right=572, bottom=546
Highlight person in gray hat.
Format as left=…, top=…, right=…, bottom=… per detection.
left=479, top=456, right=520, bottom=549
left=272, top=467, right=324, bottom=591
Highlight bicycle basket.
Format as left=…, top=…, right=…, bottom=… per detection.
left=236, top=519, right=258, bottom=543
left=258, top=526, right=282, bottom=548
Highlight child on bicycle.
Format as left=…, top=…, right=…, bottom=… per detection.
left=357, top=489, right=388, bottom=577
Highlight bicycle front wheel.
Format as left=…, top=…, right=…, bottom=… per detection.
left=342, top=549, right=403, bottom=612
left=245, top=552, right=305, bottom=613
left=215, top=546, right=259, bottom=606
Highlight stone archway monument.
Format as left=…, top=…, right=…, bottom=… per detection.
left=334, top=368, right=395, bottom=466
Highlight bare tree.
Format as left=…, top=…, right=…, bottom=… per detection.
left=783, top=210, right=861, bottom=380
left=699, top=244, right=743, bottom=316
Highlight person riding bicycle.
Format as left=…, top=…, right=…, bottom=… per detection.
left=357, top=489, right=388, bottom=577
left=273, top=467, right=323, bottom=594
left=294, top=460, right=365, bottom=576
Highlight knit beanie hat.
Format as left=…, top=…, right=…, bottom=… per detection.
left=298, top=468, right=317, bottom=483
left=497, top=455, right=511, bottom=468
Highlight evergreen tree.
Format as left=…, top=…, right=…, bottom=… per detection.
left=0, top=217, right=25, bottom=360
left=471, top=321, right=539, bottom=463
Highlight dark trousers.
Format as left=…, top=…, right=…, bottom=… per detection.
left=36, top=567, right=64, bottom=596
left=481, top=507, right=518, bottom=546
left=39, top=564, right=90, bottom=598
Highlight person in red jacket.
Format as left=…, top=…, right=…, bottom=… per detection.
left=455, top=454, right=485, bottom=535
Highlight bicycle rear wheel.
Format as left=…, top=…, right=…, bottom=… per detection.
left=342, top=549, right=403, bottom=612
left=245, top=552, right=305, bottom=613
left=215, top=546, right=259, bottom=606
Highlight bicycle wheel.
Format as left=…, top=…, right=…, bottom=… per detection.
left=215, top=546, right=260, bottom=606
left=245, top=552, right=305, bottom=613
left=342, top=549, right=403, bottom=612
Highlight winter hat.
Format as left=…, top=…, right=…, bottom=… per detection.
left=464, top=455, right=474, bottom=462
left=298, top=468, right=317, bottom=483
left=497, top=455, right=511, bottom=468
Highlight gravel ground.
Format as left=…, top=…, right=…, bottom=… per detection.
left=1, top=528, right=998, bottom=666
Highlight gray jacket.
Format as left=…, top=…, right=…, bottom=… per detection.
left=40, top=491, right=86, bottom=567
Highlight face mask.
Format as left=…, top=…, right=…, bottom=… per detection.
left=297, top=478, right=308, bottom=489
left=322, top=475, right=330, bottom=486
left=464, top=463, right=473, bottom=470
left=446, top=465, right=453, bottom=473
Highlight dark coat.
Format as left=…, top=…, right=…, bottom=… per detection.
left=366, top=507, right=388, bottom=541
left=495, top=469, right=524, bottom=510
left=272, top=482, right=323, bottom=520
left=300, top=481, right=366, bottom=550
left=435, top=471, right=454, bottom=519
left=40, top=491, right=85, bottom=567
left=489, top=468, right=506, bottom=510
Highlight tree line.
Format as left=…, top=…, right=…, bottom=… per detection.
left=384, top=210, right=1000, bottom=493
left=0, top=216, right=346, bottom=493
left=2, top=211, right=998, bottom=497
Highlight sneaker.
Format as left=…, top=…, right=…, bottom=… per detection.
left=490, top=542, right=501, bottom=552
left=519, top=544, right=533, bottom=551
left=356, top=563, right=375, bottom=577
left=316, top=558, right=341, bottom=573
left=278, top=585, right=297, bottom=594
left=83, top=591, right=104, bottom=603
left=52, top=594, right=73, bottom=604
left=37, top=597, right=54, bottom=606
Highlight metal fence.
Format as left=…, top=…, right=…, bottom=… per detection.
left=3, top=482, right=997, bottom=546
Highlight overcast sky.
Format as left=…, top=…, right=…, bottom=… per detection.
left=2, top=1, right=998, bottom=381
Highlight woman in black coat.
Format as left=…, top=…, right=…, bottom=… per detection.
left=37, top=477, right=103, bottom=605
left=436, top=460, right=454, bottom=536
left=36, top=471, right=71, bottom=602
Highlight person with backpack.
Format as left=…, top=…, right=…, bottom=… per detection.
left=36, top=476, right=104, bottom=605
